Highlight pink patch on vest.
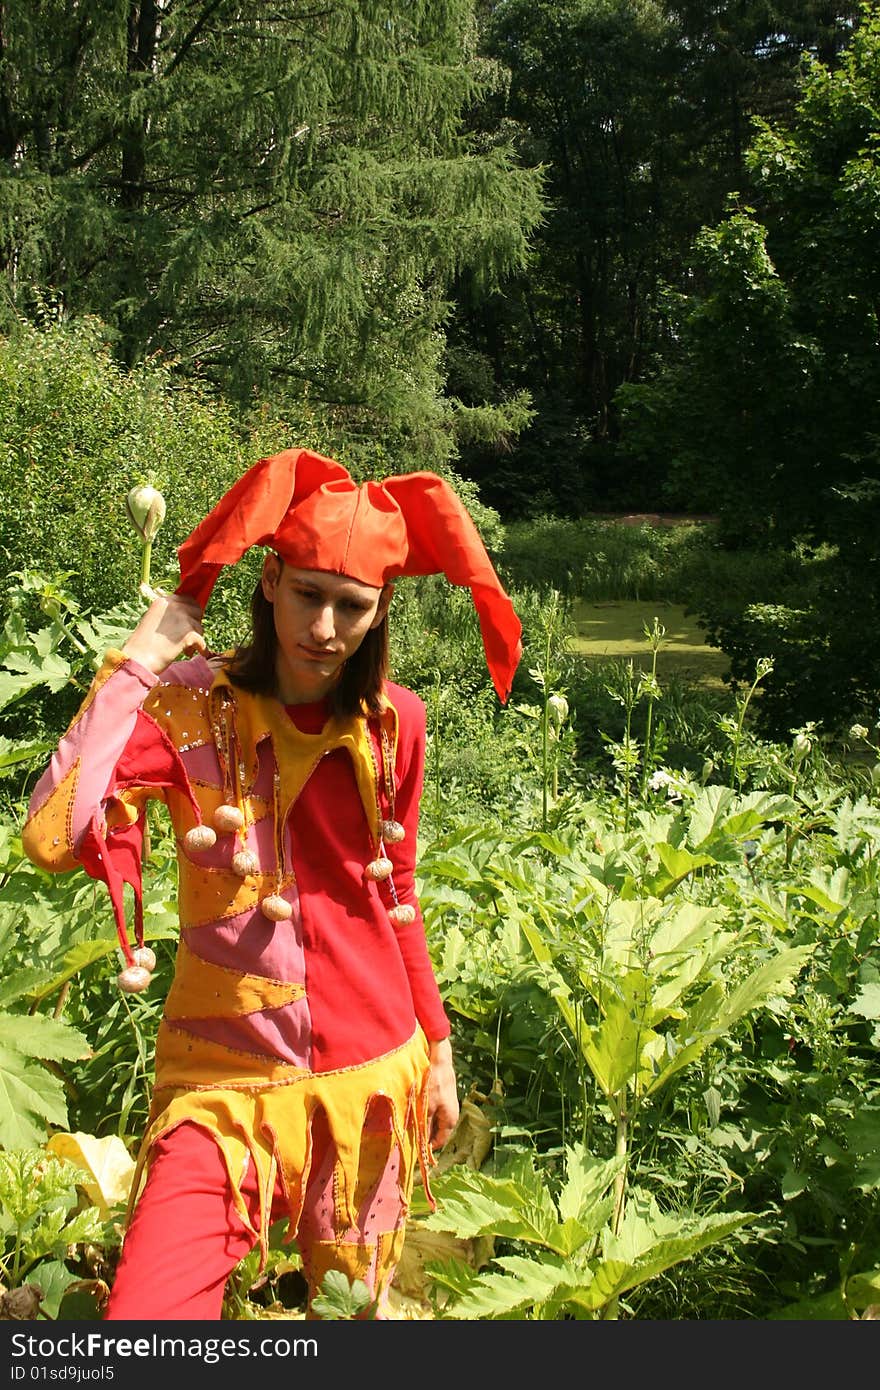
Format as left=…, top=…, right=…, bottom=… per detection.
left=173, top=1000, right=312, bottom=1068
left=181, top=893, right=305, bottom=981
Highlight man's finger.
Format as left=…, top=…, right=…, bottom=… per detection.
left=139, top=582, right=169, bottom=602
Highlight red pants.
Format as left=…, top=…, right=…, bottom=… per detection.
left=106, top=1110, right=410, bottom=1321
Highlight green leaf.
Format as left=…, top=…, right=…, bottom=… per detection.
left=847, top=1269, right=880, bottom=1310
left=310, top=1269, right=374, bottom=1320
left=645, top=843, right=715, bottom=897
left=688, top=788, right=795, bottom=849
left=769, top=1289, right=849, bottom=1320
left=424, top=1161, right=563, bottom=1251
left=716, top=945, right=813, bottom=1030
left=0, top=736, right=53, bottom=771
left=0, top=647, right=72, bottom=709
left=19, top=1260, right=80, bottom=1321
left=581, top=975, right=660, bottom=1100
left=443, top=1250, right=581, bottom=1319
left=30, top=939, right=124, bottom=1002
left=0, top=967, right=56, bottom=1008
left=0, top=1042, right=72, bottom=1147
left=557, top=1147, right=623, bottom=1231
left=601, top=1192, right=756, bottom=1298
left=0, top=1010, right=92, bottom=1062
left=850, top=982, right=880, bottom=1021
left=782, top=868, right=852, bottom=915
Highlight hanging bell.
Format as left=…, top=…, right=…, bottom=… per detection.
left=213, top=803, right=245, bottom=834
left=365, top=856, right=393, bottom=882
left=117, top=965, right=151, bottom=993
left=184, top=824, right=217, bottom=852
left=388, top=903, right=416, bottom=926
left=260, top=894, right=293, bottom=922
left=231, top=848, right=259, bottom=878
left=132, top=946, right=157, bottom=972
left=381, top=819, right=405, bottom=844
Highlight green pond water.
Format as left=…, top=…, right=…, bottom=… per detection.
left=570, top=599, right=731, bottom=690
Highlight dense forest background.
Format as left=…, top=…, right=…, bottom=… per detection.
left=2, top=3, right=880, bottom=1323
left=2, top=0, right=878, bottom=734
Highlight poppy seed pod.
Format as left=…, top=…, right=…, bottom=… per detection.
left=232, top=848, right=258, bottom=878
left=117, top=965, right=151, bottom=993
left=260, top=894, right=293, bottom=921
left=213, top=804, right=245, bottom=834
left=184, top=824, right=217, bottom=852
left=126, top=484, right=167, bottom=545
left=381, top=820, right=405, bottom=844
left=132, top=946, right=157, bottom=972
left=365, top=857, right=393, bottom=882
left=388, top=903, right=416, bottom=926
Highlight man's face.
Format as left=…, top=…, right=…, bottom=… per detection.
left=261, top=557, right=391, bottom=703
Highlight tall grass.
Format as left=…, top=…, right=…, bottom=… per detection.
left=498, top=515, right=805, bottom=609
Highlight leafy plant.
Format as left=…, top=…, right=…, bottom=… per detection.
left=310, top=1269, right=378, bottom=1321
left=422, top=1144, right=752, bottom=1319
left=0, top=1148, right=108, bottom=1318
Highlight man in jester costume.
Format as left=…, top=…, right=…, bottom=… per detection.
left=23, top=448, right=523, bottom=1320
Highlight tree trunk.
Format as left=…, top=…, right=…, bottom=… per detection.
left=0, top=1, right=19, bottom=163
left=121, top=0, right=161, bottom=212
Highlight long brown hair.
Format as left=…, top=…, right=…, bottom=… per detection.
left=223, top=566, right=391, bottom=719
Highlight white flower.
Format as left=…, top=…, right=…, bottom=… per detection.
left=849, top=723, right=869, bottom=740
left=648, top=769, right=673, bottom=792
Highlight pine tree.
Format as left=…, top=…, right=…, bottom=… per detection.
left=0, top=1, right=544, bottom=464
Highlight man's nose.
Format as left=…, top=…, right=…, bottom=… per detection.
left=310, top=604, right=336, bottom=644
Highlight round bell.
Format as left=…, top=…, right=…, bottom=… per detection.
left=381, top=820, right=405, bottom=843
left=184, top=824, right=217, bottom=852
left=365, top=856, right=393, bottom=882
left=117, top=965, right=151, bottom=993
left=132, top=946, right=157, bottom=972
left=260, top=894, right=293, bottom=921
left=388, top=903, right=416, bottom=926
left=213, top=804, right=245, bottom=834
left=232, top=848, right=259, bottom=878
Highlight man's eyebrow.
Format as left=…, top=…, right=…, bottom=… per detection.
left=288, top=574, right=373, bottom=602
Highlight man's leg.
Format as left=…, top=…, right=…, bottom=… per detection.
left=105, top=1122, right=260, bottom=1320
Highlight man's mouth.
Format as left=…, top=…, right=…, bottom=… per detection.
left=299, top=645, right=338, bottom=660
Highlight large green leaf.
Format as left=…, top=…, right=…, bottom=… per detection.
left=581, top=978, right=660, bottom=1099
left=0, top=1010, right=93, bottom=1061
left=0, top=736, right=53, bottom=771
left=0, top=643, right=72, bottom=710
left=518, top=919, right=583, bottom=1043
left=25, top=1260, right=82, bottom=1321
left=0, top=966, right=56, bottom=1007
left=441, top=1250, right=585, bottom=1319
left=557, top=1147, right=623, bottom=1230
left=781, top=868, right=852, bottom=916
left=0, top=1042, right=72, bottom=1147
left=716, top=945, right=813, bottom=1030
left=768, top=1289, right=850, bottom=1320
left=0, top=1011, right=91, bottom=1145
left=599, top=1192, right=756, bottom=1299
left=688, top=788, right=796, bottom=849
left=850, top=982, right=880, bottom=1021
left=423, top=1164, right=565, bottom=1251
left=645, top=843, right=715, bottom=897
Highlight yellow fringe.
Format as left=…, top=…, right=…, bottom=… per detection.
left=126, top=1029, right=434, bottom=1268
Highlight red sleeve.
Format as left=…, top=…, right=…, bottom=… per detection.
left=381, top=684, right=450, bottom=1043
